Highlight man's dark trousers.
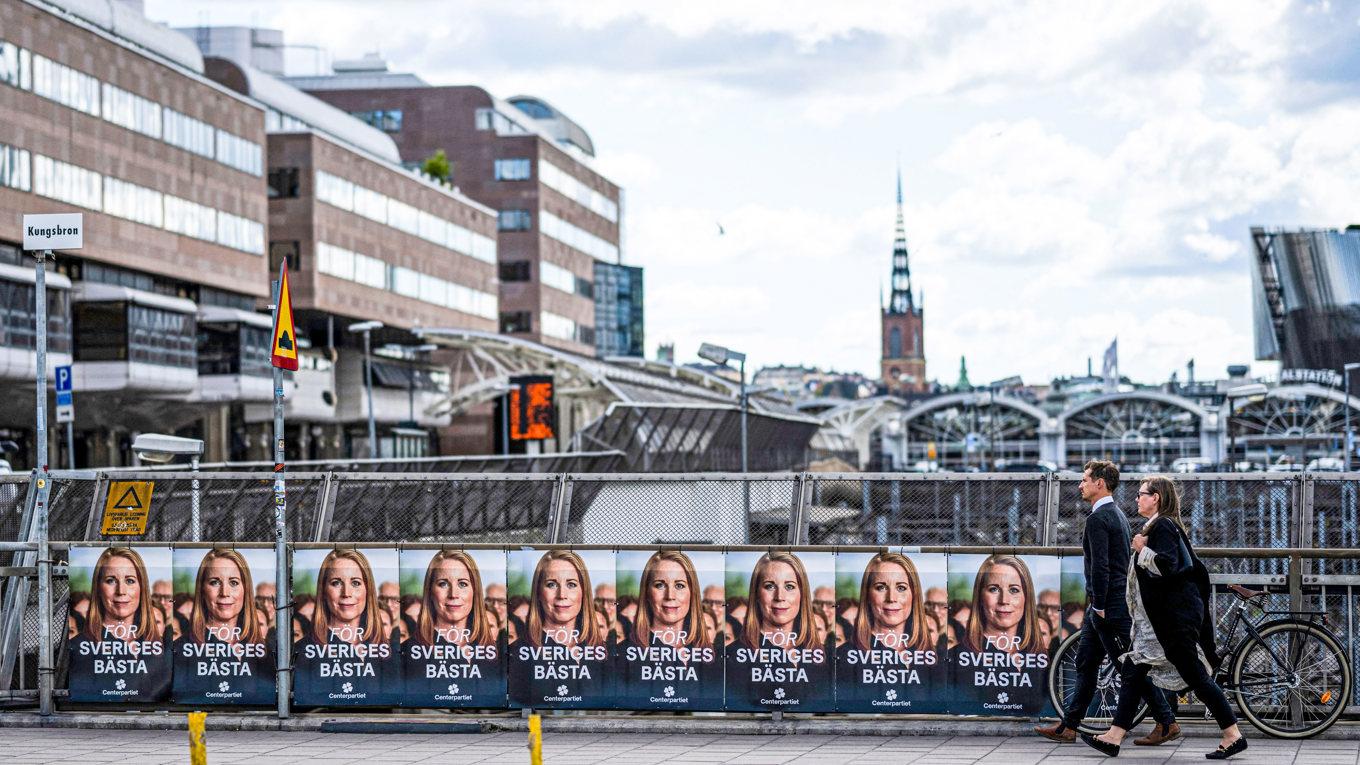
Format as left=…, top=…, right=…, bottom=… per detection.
left=1062, top=609, right=1175, bottom=730
left=1062, top=496, right=1175, bottom=731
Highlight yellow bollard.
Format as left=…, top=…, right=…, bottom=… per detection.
left=528, top=713, right=543, bottom=765
left=188, top=711, right=207, bottom=765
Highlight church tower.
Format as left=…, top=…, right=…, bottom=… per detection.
left=881, top=169, right=927, bottom=394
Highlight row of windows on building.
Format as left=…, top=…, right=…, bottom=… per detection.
left=313, top=170, right=497, bottom=265
left=498, top=309, right=594, bottom=345
left=473, top=106, right=531, bottom=137
left=315, top=241, right=497, bottom=320
left=493, top=157, right=619, bottom=224
left=540, top=209, right=619, bottom=261
left=0, top=41, right=264, bottom=176
left=349, top=108, right=403, bottom=133
left=497, top=260, right=593, bottom=297
left=0, top=141, right=265, bottom=255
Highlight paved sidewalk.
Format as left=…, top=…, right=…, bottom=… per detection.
left=2, top=727, right=1358, bottom=764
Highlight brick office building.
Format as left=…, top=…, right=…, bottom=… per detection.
left=286, top=60, right=623, bottom=358
left=203, top=58, right=500, bottom=460
left=0, top=0, right=269, bottom=466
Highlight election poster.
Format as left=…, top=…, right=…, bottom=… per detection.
left=507, top=548, right=616, bottom=709
left=614, top=549, right=725, bottom=710
left=399, top=548, right=508, bottom=708
left=946, top=553, right=1060, bottom=715
left=171, top=547, right=276, bottom=705
left=292, top=547, right=402, bottom=706
left=1058, top=555, right=1087, bottom=642
left=723, top=550, right=834, bottom=712
left=834, top=550, right=948, bottom=713
left=66, top=545, right=173, bottom=702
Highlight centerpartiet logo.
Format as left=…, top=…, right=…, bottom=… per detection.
left=115, top=679, right=126, bottom=690
left=557, top=685, right=569, bottom=696
left=663, top=686, right=675, bottom=698
left=218, top=682, right=230, bottom=693
left=997, top=692, right=1009, bottom=704
left=774, top=688, right=786, bottom=700
left=885, top=689, right=897, bottom=701
left=342, top=682, right=354, bottom=693
left=448, top=684, right=460, bottom=695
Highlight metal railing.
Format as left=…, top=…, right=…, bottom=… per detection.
left=1, top=469, right=1357, bottom=716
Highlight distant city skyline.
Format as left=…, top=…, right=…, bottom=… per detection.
left=147, top=0, right=1360, bottom=385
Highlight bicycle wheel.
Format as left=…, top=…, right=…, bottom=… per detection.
left=1048, top=631, right=1147, bottom=735
left=1230, top=621, right=1352, bottom=739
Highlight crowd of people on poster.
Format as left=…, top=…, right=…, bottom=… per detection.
left=64, top=545, right=1079, bottom=713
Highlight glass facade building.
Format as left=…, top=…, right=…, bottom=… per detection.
left=1252, top=226, right=1360, bottom=372
left=593, top=262, right=644, bottom=358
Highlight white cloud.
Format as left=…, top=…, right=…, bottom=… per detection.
left=143, top=0, right=1360, bottom=386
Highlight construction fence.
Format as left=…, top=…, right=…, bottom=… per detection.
left=0, top=470, right=1358, bottom=715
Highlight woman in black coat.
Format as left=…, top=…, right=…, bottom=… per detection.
left=1083, top=476, right=1246, bottom=760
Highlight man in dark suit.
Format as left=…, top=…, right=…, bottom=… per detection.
left=1035, top=460, right=1179, bottom=745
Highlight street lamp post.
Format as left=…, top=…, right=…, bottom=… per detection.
left=348, top=321, right=384, bottom=459
left=386, top=343, right=438, bottom=425
left=698, top=342, right=748, bottom=472
left=131, top=433, right=204, bottom=540
left=1344, top=363, right=1360, bottom=471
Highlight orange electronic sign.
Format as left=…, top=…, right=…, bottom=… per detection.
left=509, top=375, right=555, bottom=441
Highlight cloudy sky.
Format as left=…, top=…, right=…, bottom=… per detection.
left=147, top=0, right=1360, bottom=386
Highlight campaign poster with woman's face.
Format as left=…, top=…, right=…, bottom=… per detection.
left=946, top=553, right=1060, bottom=715
left=398, top=548, right=507, bottom=708
left=1058, top=555, right=1087, bottom=640
left=171, top=547, right=276, bottom=705
left=614, top=549, right=725, bottom=710
left=66, top=545, right=173, bottom=703
left=834, top=550, right=948, bottom=713
left=291, top=547, right=402, bottom=706
left=723, top=550, right=834, bottom=712
left=506, top=548, right=615, bottom=709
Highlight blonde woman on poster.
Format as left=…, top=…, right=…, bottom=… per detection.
left=725, top=550, right=833, bottom=712
left=948, top=554, right=1057, bottom=714
left=835, top=551, right=947, bottom=713
left=402, top=549, right=507, bottom=707
left=507, top=549, right=615, bottom=708
left=293, top=548, right=402, bottom=706
left=67, top=546, right=172, bottom=702
left=617, top=550, right=723, bottom=710
left=173, top=548, right=275, bottom=705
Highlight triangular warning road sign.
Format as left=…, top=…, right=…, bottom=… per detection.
left=271, top=261, right=299, bottom=371
left=112, top=484, right=144, bottom=509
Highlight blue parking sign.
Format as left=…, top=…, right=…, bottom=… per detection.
left=55, top=364, right=73, bottom=423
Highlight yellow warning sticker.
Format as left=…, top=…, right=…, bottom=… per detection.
left=100, top=481, right=154, bottom=535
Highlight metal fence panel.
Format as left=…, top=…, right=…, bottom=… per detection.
left=804, top=475, right=1046, bottom=546
left=564, top=476, right=799, bottom=545
left=326, top=475, right=558, bottom=543
left=1053, top=474, right=1297, bottom=550
left=44, top=473, right=329, bottom=543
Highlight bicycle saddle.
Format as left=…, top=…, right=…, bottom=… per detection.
left=1227, top=584, right=1267, bottom=601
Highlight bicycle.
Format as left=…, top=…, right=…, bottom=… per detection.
left=1047, top=583, right=1352, bottom=739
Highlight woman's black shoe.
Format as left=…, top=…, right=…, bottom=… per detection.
left=1080, top=732, right=1120, bottom=757
left=1205, top=737, right=1247, bottom=760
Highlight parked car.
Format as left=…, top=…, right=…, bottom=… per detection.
left=1171, top=457, right=1214, bottom=473
left=1305, top=457, right=1345, bottom=472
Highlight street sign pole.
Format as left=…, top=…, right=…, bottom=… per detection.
left=24, top=213, right=81, bottom=720
left=268, top=261, right=298, bottom=720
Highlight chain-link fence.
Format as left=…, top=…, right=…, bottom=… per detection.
left=564, top=475, right=800, bottom=546
left=0, top=470, right=1357, bottom=549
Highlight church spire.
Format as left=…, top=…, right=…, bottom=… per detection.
left=888, top=165, right=915, bottom=315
